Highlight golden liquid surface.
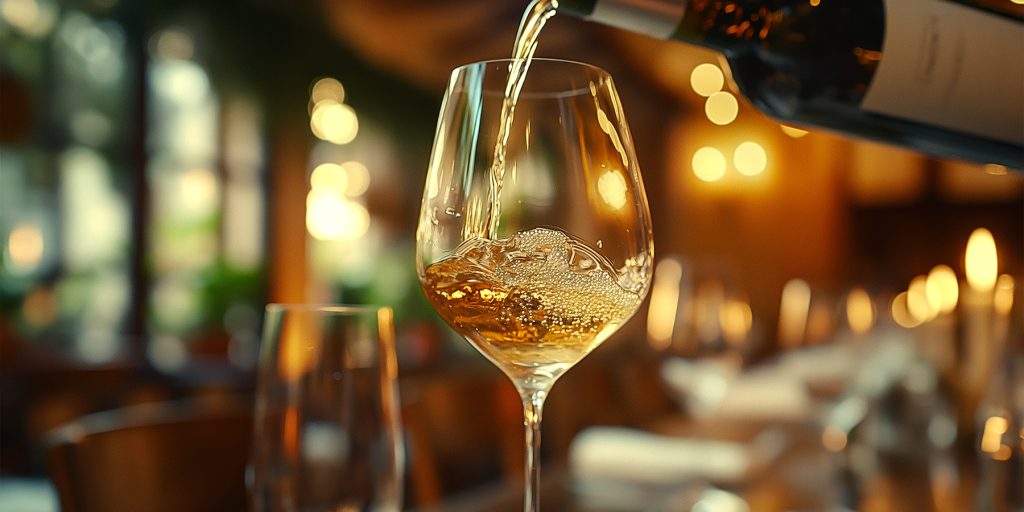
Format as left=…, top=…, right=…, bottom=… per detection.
left=421, top=228, right=643, bottom=380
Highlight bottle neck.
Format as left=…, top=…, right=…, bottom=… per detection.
left=560, top=0, right=766, bottom=54
left=559, top=0, right=689, bottom=40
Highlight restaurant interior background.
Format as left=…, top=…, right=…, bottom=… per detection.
left=1, top=0, right=1022, bottom=510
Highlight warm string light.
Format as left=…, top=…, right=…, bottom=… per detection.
left=692, top=147, right=727, bottom=182
left=705, top=91, right=738, bottom=125
left=690, top=63, right=724, bottom=97
left=687, top=63, right=770, bottom=182
left=303, top=77, right=373, bottom=242
left=306, top=190, right=370, bottom=241
left=733, top=142, right=766, bottom=176
left=306, top=160, right=373, bottom=241
left=309, top=77, right=358, bottom=144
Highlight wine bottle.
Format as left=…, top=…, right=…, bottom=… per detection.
left=557, top=0, right=1024, bottom=170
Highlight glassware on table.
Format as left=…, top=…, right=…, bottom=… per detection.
left=248, top=304, right=404, bottom=512
left=416, top=58, right=654, bottom=510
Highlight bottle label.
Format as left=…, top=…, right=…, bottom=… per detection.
left=589, top=0, right=686, bottom=40
left=862, top=0, right=1023, bottom=146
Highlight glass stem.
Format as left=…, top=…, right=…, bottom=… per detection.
left=521, top=389, right=547, bottom=512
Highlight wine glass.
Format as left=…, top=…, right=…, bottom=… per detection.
left=416, top=58, right=653, bottom=510
left=248, top=304, right=404, bottom=512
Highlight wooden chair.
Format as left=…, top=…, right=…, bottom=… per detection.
left=400, top=366, right=522, bottom=507
left=46, top=397, right=252, bottom=512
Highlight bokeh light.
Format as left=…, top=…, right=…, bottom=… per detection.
left=2, top=0, right=58, bottom=37
left=311, top=163, right=348, bottom=194
left=981, top=416, right=1009, bottom=454
left=846, top=287, right=875, bottom=335
left=891, top=291, right=922, bottom=328
left=719, top=298, right=752, bottom=346
left=925, top=264, right=959, bottom=314
left=690, top=63, right=724, bottom=97
left=779, top=278, right=811, bottom=347
left=178, top=168, right=219, bottom=218
left=965, top=228, right=997, bottom=292
left=341, top=161, right=371, bottom=197
left=692, top=147, right=727, bottom=182
left=311, top=77, right=345, bottom=105
left=7, top=223, right=44, bottom=272
left=311, top=100, right=358, bottom=144
left=994, top=274, right=1015, bottom=315
left=306, top=190, right=370, bottom=241
left=733, top=141, right=767, bottom=176
left=647, top=258, right=683, bottom=350
left=705, top=91, right=738, bottom=125
left=907, top=275, right=936, bottom=323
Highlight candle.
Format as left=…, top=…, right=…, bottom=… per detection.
left=992, top=274, right=1015, bottom=347
left=919, top=265, right=959, bottom=379
left=959, top=228, right=999, bottom=435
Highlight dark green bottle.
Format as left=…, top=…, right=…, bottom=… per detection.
left=558, top=0, right=1024, bottom=170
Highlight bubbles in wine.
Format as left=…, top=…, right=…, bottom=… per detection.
left=421, top=228, right=644, bottom=373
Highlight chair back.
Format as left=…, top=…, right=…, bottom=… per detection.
left=47, top=397, right=252, bottom=512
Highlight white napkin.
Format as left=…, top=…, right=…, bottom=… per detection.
left=661, top=358, right=814, bottom=423
left=712, top=365, right=814, bottom=422
left=777, top=342, right=865, bottom=388
left=569, top=426, right=752, bottom=486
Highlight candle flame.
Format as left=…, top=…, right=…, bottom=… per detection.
left=907, top=275, right=937, bottom=323
left=846, top=287, right=875, bottom=335
left=981, top=416, right=1009, bottom=458
left=891, top=291, right=922, bottom=329
left=720, top=297, right=753, bottom=347
left=965, top=228, right=998, bottom=292
left=925, top=264, right=959, bottom=315
left=994, top=274, right=1015, bottom=316
left=779, top=279, right=811, bottom=348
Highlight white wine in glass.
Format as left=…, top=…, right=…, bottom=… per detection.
left=416, top=57, right=653, bottom=510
